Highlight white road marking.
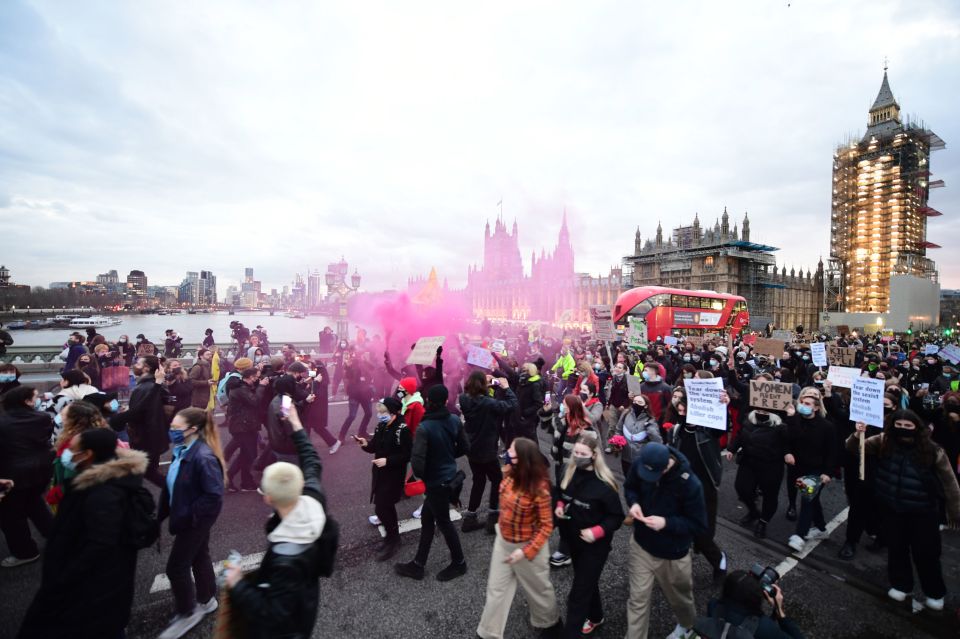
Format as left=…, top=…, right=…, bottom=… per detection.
left=376, top=509, right=463, bottom=538
left=149, top=551, right=265, bottom=594
left=774, top=506, right=849, bottom=578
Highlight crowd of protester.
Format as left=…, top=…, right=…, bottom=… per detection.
left=0, top=318, right=958, bottom=638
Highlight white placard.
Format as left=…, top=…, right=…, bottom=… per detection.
left=466, top=345, right=494, bottom=369
left=923, top=344, right=940, bottom=356
left=406, top=336, right=446, bottom=366
left=683, top=377, right=727, bottom=431
left=490, top=339, right=505, bottom=354
left=810, top=342, right=828, bottom=367
left=771, top=329, right=793, bottom=341
left=939, top=344, right=960, bottom=364
left=850, top=376, right=885, bottom=428
left=664, top=336, right=678, bottom=346
left=827, top=366, right=860, bottom=388
left=627, top=317, right=648, bottom=348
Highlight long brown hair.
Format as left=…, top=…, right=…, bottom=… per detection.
left=464, top=370, right=488, bottom=397
left=56, top=400, right=108, bottom=449
left=177, top=408, right=227, bottom=479
left=562, top=394, right=589, bottom=434
left=509, top=437, right=549, bottom=497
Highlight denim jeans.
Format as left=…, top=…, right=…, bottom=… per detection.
left=338, top=396, right=372, bottom=440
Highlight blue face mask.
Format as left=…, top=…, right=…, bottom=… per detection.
left=168, top=428, right=187, bottom=446
left=34, top=397, right=42, bottom=410
left=54, top=414, right=63, bottom=427
left=0, top=374, right=15, bottom=383
left=61, top=448, right=77, bottom=473
left=796, top=404, right=814, bottom=417
left=108, top=399, right=120, bottom=412
left=501, top=451, right=514, bottom=466
left=377, top=414, right=390, bottom=424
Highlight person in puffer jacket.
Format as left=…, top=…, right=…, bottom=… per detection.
left=615, top=394, right=662, bottom=478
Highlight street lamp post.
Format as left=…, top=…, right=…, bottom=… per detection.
left=325, top=260, right=361, bottom=341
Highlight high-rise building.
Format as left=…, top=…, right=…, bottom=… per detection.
left=199, top=270, right=217, bottom=305
left=126, top=270, right=148, bottom=302
left=244, top=267, right=254, bottom=283
left=307, top=270, right=322, bottom=308
left=829, top=69, right=944, bottom=313
left=96, top=270, right=119, bottom=285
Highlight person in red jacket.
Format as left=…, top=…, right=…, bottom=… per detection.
left=398, top=377, right=425, bottom=436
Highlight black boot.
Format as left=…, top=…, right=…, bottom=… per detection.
left=785, top=504, right=797, bottom=521
left=485, top=511, right=499, bottom=535
left=738, top=510, right=758, bottom=527
left=838, top=542, right=856, bottom=560
left=540, top=620, right=563, bottom=638
left=377, top=536, right=401, bottom=562
left=461, top=511, right=484, bottom=533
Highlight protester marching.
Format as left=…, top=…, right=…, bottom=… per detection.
left=1, top=315, right=959, bottom=639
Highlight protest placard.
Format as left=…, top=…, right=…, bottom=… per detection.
left=742, top=334, right=757, bottom=346
left=923, top=344, right=940, bottom=356
left=490, top=339, right=505, bottom=353
left=664, top=335, right=678, bottom=346
left=749, top=380, right=794, bottom=411
left=627, top=318, right=647, bottom=349
left=827, top=366, right=860, bottom=388
left=589, top=305, right=616, bottom=342
left=810, top=342, right=828, bottom=367
left=753, top=337, right=785, bottom=357
left=626, top=374, right=643, bottom=396
left=836, top=324, right=850, bottom=336
left=940, top=344, right=960, bottom=364
left=827, top=346, right=857, bottom=367
left=850, top=376, right=885, bottom=427
left=406, top=336, right=445, bottom=366
left=704, top=332, right=720, bottom=343
left=771, top=329, right=793, bottom=341
left=684, top=335, right=704, bottom=349
left=466, top=345, right=494, bottom=369
left=683, top=377, right=727, bottom=430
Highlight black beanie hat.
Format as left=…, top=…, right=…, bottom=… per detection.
left=380, top=397, right=403, bottom=415
left=426, top=384, right=449, bottom=406
left=79, top=428, right=119, bottom=463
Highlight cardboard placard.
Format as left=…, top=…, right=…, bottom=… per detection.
left=589, top=305, right=616, bottom=342
left=626, top=374, right=643, bottom=395
left=771, top=329, right=793, bottom=341
left=827, top=346, right=857, bottom=367
left=406, top=336, right=445, bottom=366
left=827, top=366, right=860, bottom=389
left=704, top=332, right=720, bottom=343
left=810, top=342, right=828, bottom=367
left=466, top=345, right=494, bottom=370
left=753, top=337, right=785, bottom=357
left=836, top=324, right=850, bottom=336
left=749, top=380, right=794, bottom=411
left=684, top=335, right=704, bottom=349
left=683, top=377, right=727, bottom=430
left=850, top=376, right=885, bottom=428
left=627, top=318, right=647, bottom=349
left=663, top=336, right=678, bottom=346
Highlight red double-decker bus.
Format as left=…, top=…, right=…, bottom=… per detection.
left=613, top=286, right=750, bottom=340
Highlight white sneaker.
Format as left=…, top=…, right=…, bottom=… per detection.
left=329, top=440, right=342, bottom=455
left=924, top=596, right=944, bottom=611
left=368, top=515, right=381, bottom=526
left=1, top=554, right=39, bottom=568
left=412, top=505, right=422, bottom=519
left=665, top=623, right=695, bottom=639
left=805, top=527, right=829, bottom=541
left=199, top=597, right=218, bottom=615
left=887, top=587, right=908, bottom=602
left=157, top=609, right=204, bottom=639
left=787, top=535, right=805, bottom=552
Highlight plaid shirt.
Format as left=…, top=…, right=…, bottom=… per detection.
left=498, top=468, right=554, bottom=560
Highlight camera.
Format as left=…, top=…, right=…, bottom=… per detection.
left=750, top=564, right=780, bottom=596
left=922, top=392, right=942, bottom=411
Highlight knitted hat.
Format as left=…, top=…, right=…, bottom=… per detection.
left=234, top=357, right=254, bottom=371
left=399, top=377, right=419, bottom=395
left=426, top=384, right=449, bottom=405
left=380, top=397, right=403, bottom=415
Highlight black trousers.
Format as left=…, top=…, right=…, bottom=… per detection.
left=786, top=465, right=800, bottom=509
left=166, top=522, right=217, bottom=615
left=844, top=470, right=881, bottom=545
left=374, top=494, right=400, bottom=541
left=227, top=432, right=259, bottom=489
left=562, top=540, right=610, bottom=638
left=0, top=484, right=53, bottom=559
left=693, top=477, right=723, bottom=568
left=467, top=459, right=502, bottom=513
left=414, top=487, right=464, bottom=566
left=885, top=510, right=945, bottom=599
left=735, top=461, right=783, bottom=522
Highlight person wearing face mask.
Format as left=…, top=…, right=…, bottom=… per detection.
left=76, top=352, right=101, bottom=390
left=725, top=408, right=789, bottom=539
left=0, top=363, right=22, bottom=405
left=156, top=408, right=226, bottom=639
left=49, top=369, right=100, bottom=423
left=616, top=395, right=662, bottom=482
left=225, top=368, right=270, bottom=492
left=579, top=381, right=604, bottom=435
left=188, top=348, right=217, bottom=409
left=355, top=398, right=411, bottom=562
left=17, top=428, right=148, bottom=639
left=477, top=437, right=561, bottom=638
left=930, top=363, right=959, bottom=395
left=930, top=391, right=960, bottom=486
left=837, top=394, right=893, bottom=560
left=109, top=355, right=170, bottom=489
left=638, top=363, right=673, bottom=423
left=784, top=388, right=836, bottom=552
left=554, top=434, right=623, bottom=637
left=0, top=386, right=54, bottom=568
left=851, top=410, right=960, bottom=611
left=135, top=333, right=156, bottom=358
left=623, top=441, right=707, bottom=639
left=164, top=360, right=194, bottom=417
left=114, top=334, right=135, bottom=367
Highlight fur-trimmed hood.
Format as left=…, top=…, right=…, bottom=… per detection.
left=747, top=410, right=783, bottom=427
left=72, top=447, right=149, bottom=491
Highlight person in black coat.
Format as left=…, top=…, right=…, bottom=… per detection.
left=357, top=397, right=412, bottom=561
left=226, top=404, right=331, bottom=639
left=0, top=386, right=54, bottom=567
left=459, top=370, right=518, bottom=534
left=109, top=356, right=169, bottom=488
left=725, top=409, right=789, bottom=539
left=225, top=369, right=270, bottom=491
left=18, top=429, right=147, bottom=639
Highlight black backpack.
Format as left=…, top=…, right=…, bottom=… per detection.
left=124, top=485, right=161, bottom=550
left=693, top=604, right=760, bottom=639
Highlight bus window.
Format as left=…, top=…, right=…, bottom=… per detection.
left=671, top=294, right=688, bottom=307
left=711, top=300, right=723, bottom=311
left=700, top=297, right=713, bottom=309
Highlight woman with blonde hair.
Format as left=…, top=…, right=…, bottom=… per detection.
left=156, top=407, right=225, bottom=639
left=547, top=394, right=595, bottom=567
left=554, top=432, right=623, bottom=636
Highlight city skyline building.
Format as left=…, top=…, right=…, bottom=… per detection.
left=126, top=269, right=148, bottom=304
left=828, top=68, right=945, bottom=313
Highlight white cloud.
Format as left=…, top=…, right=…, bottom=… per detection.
left=1, top=0, right=959, bottom=294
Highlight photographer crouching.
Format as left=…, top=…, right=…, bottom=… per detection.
left=695, top=566, right=805, bottom=639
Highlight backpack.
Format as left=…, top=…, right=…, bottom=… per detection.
left=216, top=372, right=241, bottom=408
left=693, top=604, right=760, bottom=639
left=124, top=485, right=160, bottom=550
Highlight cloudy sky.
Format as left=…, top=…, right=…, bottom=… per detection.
left=2, top=0, right=959, bottom=296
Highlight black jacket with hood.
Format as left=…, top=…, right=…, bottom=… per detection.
left=459, top=386, right=518, bottom=464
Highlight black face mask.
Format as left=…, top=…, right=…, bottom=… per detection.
left=893, top=429, right=915, bottom=446
left=755, top=412, right=770, bottom=423
left=632, top=404, right=646, bottom=416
